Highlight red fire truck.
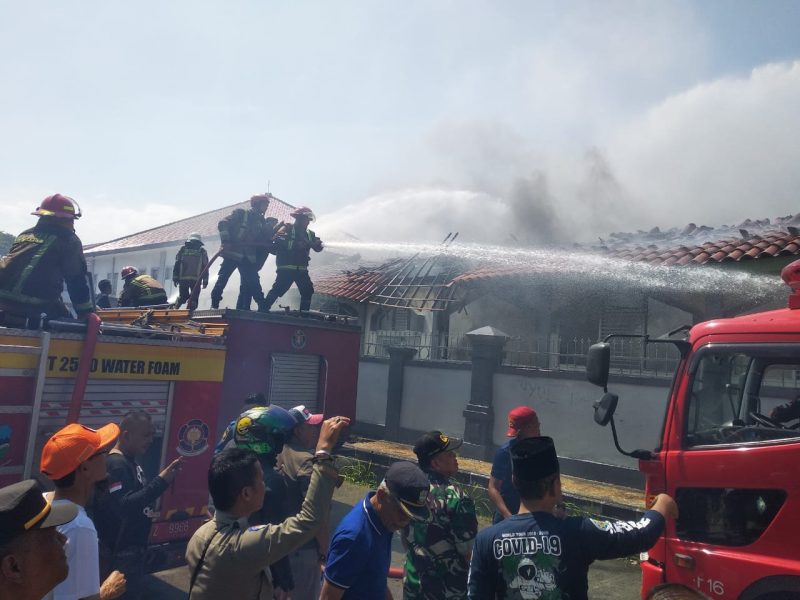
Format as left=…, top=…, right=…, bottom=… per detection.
left=586, top=261, right=800, bottom=599
left=0, top=308, right=359, bottom=553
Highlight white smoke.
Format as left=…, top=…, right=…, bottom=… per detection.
left=319, top=60, right=800, bottom=246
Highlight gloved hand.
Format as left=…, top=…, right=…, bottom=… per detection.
left=173, top=280, right=179, bottom=287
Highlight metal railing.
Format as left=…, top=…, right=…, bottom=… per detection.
left=361, top=330, right=681, bottom=378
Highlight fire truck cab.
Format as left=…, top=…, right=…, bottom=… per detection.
left=586, top=261, right=800, bottom=600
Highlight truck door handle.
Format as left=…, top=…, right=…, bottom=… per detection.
left=673, top=553, right=695, bottom=569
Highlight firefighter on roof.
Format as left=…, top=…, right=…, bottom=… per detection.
left=262, top=207, right=323, bottom=312
left=172, top=232, right=209, bottom=310
left=210, top=194, right=277, bottom=310
left=118, top=266, right=168, bottom=308
left=0, top=194, right=94, bottom=327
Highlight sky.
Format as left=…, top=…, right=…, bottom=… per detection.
left=1, top=0, right=799, bottom=245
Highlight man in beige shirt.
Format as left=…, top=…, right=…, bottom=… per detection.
left=186, top=415, right=349, bottom=600
left=278, top=405, right=327, bottom=600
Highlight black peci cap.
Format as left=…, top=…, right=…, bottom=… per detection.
left=384, top=461, right=430, bottom=521
left=511, top=436, right=560, bottom=482
left=413, top=431, right=463, bottom=466
left=0, top=480, right=77, bottom=545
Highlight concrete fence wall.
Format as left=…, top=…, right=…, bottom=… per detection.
left=354, top=350, right=672, bottom=488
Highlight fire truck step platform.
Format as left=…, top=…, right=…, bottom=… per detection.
left=341, top=437, right=646, bottom=522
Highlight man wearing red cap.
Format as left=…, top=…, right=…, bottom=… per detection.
left=0, top=194, right=94, bottom=326
left=40, top=423, right=127, bottom=600
left=488, top=406, right=541, bottom=524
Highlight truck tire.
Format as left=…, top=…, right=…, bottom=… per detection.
left=645, top=584, right=709, bottom=599
left=739, top=576, right=800, bottom=600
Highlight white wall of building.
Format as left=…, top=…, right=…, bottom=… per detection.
left=87, top=238, right=300, bottom=310
left=399, top=364, right=470, bottom=436
left=355, top=360, right=389, bottom=425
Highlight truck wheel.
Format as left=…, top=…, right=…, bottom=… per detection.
left=739, top=576, right=800, bottom=600
left=645, top=584, right=708, bottom=599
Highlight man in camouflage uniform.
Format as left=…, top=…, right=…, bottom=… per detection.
left=402, top=430, right=478, bottom=600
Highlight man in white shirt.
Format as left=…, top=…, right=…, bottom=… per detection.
left=40, top=422, right=127, bottom=600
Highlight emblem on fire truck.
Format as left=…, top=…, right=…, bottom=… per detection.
left=291, top=329, right=307, bottom=350
left=177, top=418, right=210, bottom=456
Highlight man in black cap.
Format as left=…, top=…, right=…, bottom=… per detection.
left=322, top=461, right=430, bottom=600
left=401, top=431, right=477, bottom=600
left=468, top=437, right=678, bottom=600
left=0, top=479, right=78, bottom=600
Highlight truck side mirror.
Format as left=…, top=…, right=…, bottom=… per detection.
left=586, top=343, right=611, bottom=388
left=594, top=392, right=618, bottom=426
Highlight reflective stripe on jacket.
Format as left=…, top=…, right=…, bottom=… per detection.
left=0, top=220, right=93, bottom=316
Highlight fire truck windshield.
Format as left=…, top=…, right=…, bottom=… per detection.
left=684, top=345, right=800, bottom=447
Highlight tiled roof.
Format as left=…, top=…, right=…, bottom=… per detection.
left=315, top=260, right=402, bottom=303
left=316, top=223, right=800, bottom=305
left=315, top=254, right=465, bottom=310
left=85, top=197, right=295, bottom=255
left=601, top=230, right=800, bottom=266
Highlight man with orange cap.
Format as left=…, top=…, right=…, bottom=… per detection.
left=0, top=194, right=94, bottom=327
left=488, top=406, right=541, bottom=524
left=262, top=207, right=323, bottom=312
left=40, top=423, right=127, bottom=600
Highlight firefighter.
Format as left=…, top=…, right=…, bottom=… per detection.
left=262, top=207, right=323, bottom=312
left=118, top=267, right=168, bottom=308
left=236, top=213, right=280, bottom=311
left=96, top=279, right=116, bottom=309
left=210, top=194, right=276, bottom=310
left=172, top=232, right=209, bottom=310
left=0, top=193, right=94, bottom=327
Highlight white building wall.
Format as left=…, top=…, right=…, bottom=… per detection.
left=356, top=360, right=389, bottom=425
left=399, top=364, right=470, bottom=436
left=87, top=238, right=293, bottom=310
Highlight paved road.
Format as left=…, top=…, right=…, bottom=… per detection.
left=148, top=481, right=642, bottom=598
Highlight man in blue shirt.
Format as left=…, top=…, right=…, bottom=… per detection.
left=468, top=437, right=678, bottom=600
left=488, top=406, right=541, bottom=523
left=321, top=461, right=430, bottom=600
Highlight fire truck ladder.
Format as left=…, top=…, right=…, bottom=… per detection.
left=0, top=330, right=51, bottom=479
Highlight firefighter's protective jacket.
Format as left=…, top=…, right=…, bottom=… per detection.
left=0, top=219, right=93, bottom=318
left=119, top=275, right=167, bottom=307
left=218, top=208, right=278, bottom=264
left=173, top=242, right=209, bottom=285
left=273, top=224, right=322, bottom=270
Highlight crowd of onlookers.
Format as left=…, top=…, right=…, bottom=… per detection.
left=1, top=401, right=698, bottom=600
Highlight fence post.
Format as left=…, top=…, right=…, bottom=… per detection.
left=461, top=326, right=509, bottom=461
left=385, top=346, right=417, bottom=440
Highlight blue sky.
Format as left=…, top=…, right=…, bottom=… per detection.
left=1, top=1, right=799, bottom=244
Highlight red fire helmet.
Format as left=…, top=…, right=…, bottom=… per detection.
left=290, top=206, right=315, bottom=222
left=31, top=194, right=82, bottom=220
left=121, top=266, right=139, bottom=279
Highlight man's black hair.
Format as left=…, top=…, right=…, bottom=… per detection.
left=208, top=448, right=260, bottom=511
left=119, top=409, right=151, bottom=433
left=512, top=472, right=559, bottom=501
left=53, top=470, right=77, bottom=489
left=244, top=392, right=267, bottom=406
left=98, top=279, right=112, bottom=293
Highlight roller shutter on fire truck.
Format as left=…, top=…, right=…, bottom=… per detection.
left=269, top=353, right=321, bottom=413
